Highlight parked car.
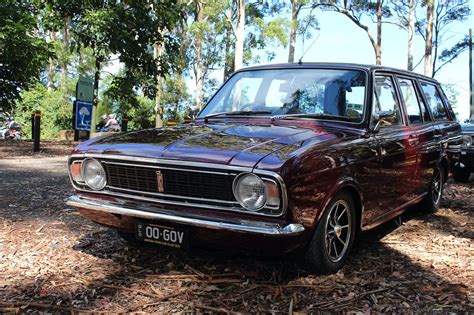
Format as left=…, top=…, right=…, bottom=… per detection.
left=452, top=121, right=474, bottom=182
left=66, top=63, right=461, bottom=274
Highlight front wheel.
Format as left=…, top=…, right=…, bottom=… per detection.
left=421, top=164, right=445, bottom=213
left=304, top=191, right=356, bottom=275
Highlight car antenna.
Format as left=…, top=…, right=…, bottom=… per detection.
left=298, top=34, right=320, bottom=64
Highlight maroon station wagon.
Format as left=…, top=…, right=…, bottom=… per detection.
left=66, top=63, right=461, bottom=274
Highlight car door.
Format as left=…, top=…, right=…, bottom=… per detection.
left=371, top=74, right=418, bottom=218
left=419, top=81, right=462, bottom=163
left=396, top=76, right=439, bottom=196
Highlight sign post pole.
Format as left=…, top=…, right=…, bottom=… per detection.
left=33, top=111, right=41, bottom=152
left=74, top=76, right=94, bottom=140
left=469, top=28, right=473, bottom=121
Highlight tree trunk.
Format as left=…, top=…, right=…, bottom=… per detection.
left=47, top=32, right=56, bottom=91
left=375, top=0, right=382, bottom=65
left=431, top=4, right=441, bottom=77
left=154, top=40, right=164, bottom=128
left=424, top=0, right=434, bottom=77
left=234, top=0, right=245, bottom=70
left=195, top=0, right=204, bottom=110
left=93, top=57, right=100, bottom=108
left=61, top=17, right=69, bottom=86
left=92, top=55, right=101, bottom=129
left=47, top=59, right=54, bottom=91
left=407, top=0, right=415, bottom=70
left=223, top=17, right=232, bottom=81
left=178, top=22, right=188, bottom=77
left=288, top=0, right=299, bottom=63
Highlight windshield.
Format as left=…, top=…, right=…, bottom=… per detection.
left=199, top=68, right=367, bottom=122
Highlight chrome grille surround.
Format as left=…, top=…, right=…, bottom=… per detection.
left=67, top=154, right=287, bottom=217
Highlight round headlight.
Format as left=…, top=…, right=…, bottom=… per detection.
left=233, top=173, right=267, bottom=211
left=81, top=158, right=107, bottom=190
left=462, top=135, right=472, bottom=147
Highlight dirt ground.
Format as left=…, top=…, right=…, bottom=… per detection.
left=0, top=140, right=473, bottom=313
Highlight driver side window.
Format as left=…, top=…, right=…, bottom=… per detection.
left=373, top=75, right=403, bottom=127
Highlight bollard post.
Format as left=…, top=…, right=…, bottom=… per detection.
left=121, top=118, right=128, bottom=132
left=33, top=111, right=41, bottom=152
left=31, top=114, right=35, bottom=140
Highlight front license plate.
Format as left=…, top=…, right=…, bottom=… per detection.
left=136, top=222, right=188, bottom=249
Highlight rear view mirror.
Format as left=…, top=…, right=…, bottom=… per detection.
left=371, top=110, right=397, bottom=133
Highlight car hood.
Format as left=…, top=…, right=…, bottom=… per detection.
left=72, top=123, right=337, bottom=168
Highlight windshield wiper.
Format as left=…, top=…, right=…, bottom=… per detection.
left=204, top=110, right=271, bottom=122
left=270, top=113, right=354, bottom=122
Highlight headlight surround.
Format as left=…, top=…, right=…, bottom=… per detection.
left=233, top=173, right=267, bottom=211
left=462, top=135, right=472, bottom=147
left=81, top=158, right=107, bottom=190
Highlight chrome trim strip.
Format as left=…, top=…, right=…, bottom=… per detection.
left=67, top=154, right=288, bottom=218
left=66, top=195, right=304, bottom=236
left=103, top=161, right=238, bottom=176
left=107, top=185, right=238, bottom=205
left=107, top=185, right=279, bottom=210
left=69, top=153, right=253, bottom=172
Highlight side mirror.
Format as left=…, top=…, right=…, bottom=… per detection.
left=371, top=110, right=396, bottom=133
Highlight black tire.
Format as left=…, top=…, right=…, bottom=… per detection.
left=304, top=191, right=356, bottom=275
left=421, top=164, right=445, bottom=213
left=452, top=167, right=470, bottom=183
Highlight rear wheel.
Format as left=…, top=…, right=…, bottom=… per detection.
left=304, top=191, right=356, bottom=275
left=422, top=164, right=445, bottom=213
left=453, top=167, right=470, bottom=183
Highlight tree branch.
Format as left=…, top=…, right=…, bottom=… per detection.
left=412, top=54, right=424, bottom=71
left=433, top=53, right=459, bottom=77
left=319, top=4, right=377, bottom=55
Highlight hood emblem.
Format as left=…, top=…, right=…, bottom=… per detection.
left=156, top=170, right=164, bottom=193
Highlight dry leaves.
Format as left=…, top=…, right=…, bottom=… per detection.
left=0, top=141, right=473, bottom=313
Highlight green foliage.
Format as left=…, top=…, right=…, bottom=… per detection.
left=0, top=0, right=52, bottom=114
left=253, top=17, right=290, bottom=47
left=438, top=35, right=470, bottom=70
left=14, top=83, right=72, bottom=139
left=162, top=75, right=192, bottom=122
left=126, top=96, right=156, bottom=130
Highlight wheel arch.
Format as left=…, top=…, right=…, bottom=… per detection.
left=316, top=178, right=364, bottom=233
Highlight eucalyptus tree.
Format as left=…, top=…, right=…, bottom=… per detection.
left=423, top=0, right=434, bottom=76
left=288, top=0, right=319, bottom=63
left=317, top=0, right=391, bottom=65
left=389, top=0, right=419, bottom=70
left=416, top=0, right=470, bottom=77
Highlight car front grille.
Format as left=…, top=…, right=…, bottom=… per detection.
left=105, top=163, right=235, bottom=202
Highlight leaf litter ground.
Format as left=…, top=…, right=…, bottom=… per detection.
left=0, top=140, right=472, bottom=313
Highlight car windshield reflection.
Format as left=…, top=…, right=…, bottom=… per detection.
left=199, top=68, right=367, bottom=123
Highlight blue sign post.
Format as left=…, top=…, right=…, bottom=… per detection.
left=75, top=101, right=93, bottom=131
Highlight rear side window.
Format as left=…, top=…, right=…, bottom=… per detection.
left=397, top=78, right=422, bottom=124
left=373, top=75, right=403, bottom=126
left=420, top=82, right=449, bottom=120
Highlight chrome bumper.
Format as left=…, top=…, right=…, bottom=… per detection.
left=66, top=195, right=305, bottom=236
